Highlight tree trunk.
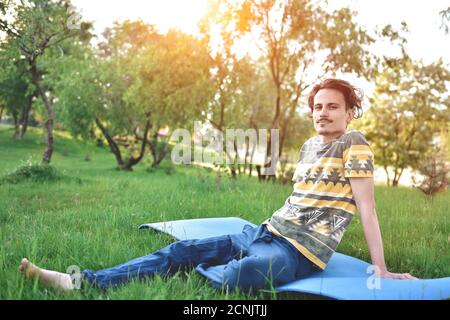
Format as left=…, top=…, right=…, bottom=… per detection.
left=256, top=165, right=262, bottom=182
left=279, top=100, right=298, bottom=159
left=225, top=147, right=237, bottom=178
left=392, top=166, right=405, bottom=187
left=263, top=130, right=278, bottom=183
left=384, top=166, right=391, bottom=187
left=234, top=140, right=241, bottom=175
left=0, top=105, right=4, bottom=123
left=248, top=142, right=256, bottom=178
left=243, top=136, right=250, bottom=175
left=96, top=115, right=151, bottom=171
left=123, top=117, right=151, bottom=171
left=148, top=131, right=170, bottom=168
left=211, top=123, right=237, bottom=178
left=18, top=95, right=33, bottom=139
left=263, top=80, right=282, bottom=182
left=148, top=133, right=158, bottom=166
left=95, top=117, right=125, bottom=167
left=248, top=124, right=258, bottom=178
left=13, top=112, right=20, bottom=140
left=392, top=167, right=401, bottom=187
left=30, top=60, right=53, bottom=163
left=151, top=149, right=169, bottom=167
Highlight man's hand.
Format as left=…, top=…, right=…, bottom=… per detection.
left=376, top=268, right=418, bottom=280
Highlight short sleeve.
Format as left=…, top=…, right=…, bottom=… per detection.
left=292, top=145, right=304, bottom=182
left=343, top=132, right=375, bottom=178
left=291, top=140, right=311, bottom=182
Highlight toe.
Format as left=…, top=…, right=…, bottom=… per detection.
left=19, top=258, right=29, bottom=273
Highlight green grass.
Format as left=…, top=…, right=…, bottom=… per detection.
left=0, top=126, right=449, bottom=300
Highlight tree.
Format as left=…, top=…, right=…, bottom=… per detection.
left=412, top=148, right=449, bottom=198
left=201, top=0, right=377, bottom=180
left=439, top=6, right=450, bottom=34
left=234, top=57, right=276, bottom=179
left=54, top=21, right=214, bottom=171
left=48, top=20, right=152, bottom=171
left=125, top=28, right=214, bottom=168
left=355, top=55, right=450, bottom=187
left=198, top=8, right=262, bottom=178
left=51, top=37, right=150, bottom=171
left=0, top=99, right=5, bottom=123
left=0, top=42, right=36, bottom=139
left=51, top=44, right=102, bottom=140
left=0, top=0, right=89, bottom=162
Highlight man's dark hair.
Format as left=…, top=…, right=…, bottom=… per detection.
left=307, top=78, right=364, bottom=119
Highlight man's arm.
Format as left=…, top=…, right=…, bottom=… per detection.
left=348, top=177, right=417, bottom=280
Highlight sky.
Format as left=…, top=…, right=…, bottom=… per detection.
left=329, top=0, right=449, bottom=64
left=71, top=0, right=449, bottom=64
left=71, top=0, right=209, bottom=36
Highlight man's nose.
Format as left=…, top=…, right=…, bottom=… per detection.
left=319, top=108, right=329, bottom=117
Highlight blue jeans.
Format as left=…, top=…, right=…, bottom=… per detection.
left=82, top=224, right=316, bottom=293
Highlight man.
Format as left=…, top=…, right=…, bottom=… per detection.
left=19, top=78, right=417, bottom=294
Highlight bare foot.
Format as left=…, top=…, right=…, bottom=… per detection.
left=19, top=258, right=74, bottom=292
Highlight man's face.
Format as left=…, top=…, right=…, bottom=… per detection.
left=312, top=88, right=353, bottom=142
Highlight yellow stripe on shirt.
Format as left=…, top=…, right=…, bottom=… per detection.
left=289, top=196, right=357, bottom=214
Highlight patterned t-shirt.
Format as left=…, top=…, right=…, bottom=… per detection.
left=263, top=130, right=375, bottom=270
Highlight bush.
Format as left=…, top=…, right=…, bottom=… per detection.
left=0, top=159, right=68, bottom=185
left=412, top=150, right=450, bottom=198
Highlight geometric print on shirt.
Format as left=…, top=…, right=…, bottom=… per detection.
left=264, top=130, right=375, bottom=270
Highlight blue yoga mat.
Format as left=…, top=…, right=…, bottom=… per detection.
left=139, top=217, right=450, bottom=300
